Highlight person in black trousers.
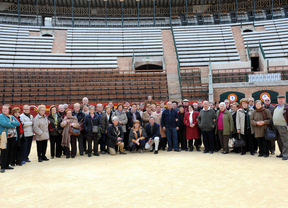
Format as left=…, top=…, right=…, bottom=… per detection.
left=48, top=105, right=63, bottom=159
left=177, top=105, right=187, bottom=151
left=0, top=105, right=20, bottom=173
left=83, top=105, right=100, bottom=157
left=11, top=107, right=24, bottom=166
left=230, top=102, right=241, bottom=153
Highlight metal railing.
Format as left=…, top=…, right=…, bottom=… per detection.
left=170, top=23, right=182, bottom=99
left=259, top=41, right=265, bottom=59
left=246, top=42, right=251, bottom=61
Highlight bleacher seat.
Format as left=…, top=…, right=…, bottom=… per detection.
left=173, top=25, right=241, bottom=67
left=243, top=18, right=288, bottom=59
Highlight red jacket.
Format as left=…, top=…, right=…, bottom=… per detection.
left=183, top=111, right=200, bottom=140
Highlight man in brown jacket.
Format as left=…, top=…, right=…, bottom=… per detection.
left=144, top=95, right=157, bottom=107
left=272, top=95, right=288, bottom=160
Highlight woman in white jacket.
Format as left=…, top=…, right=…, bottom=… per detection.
left=19, top=105, right=34, bottom=164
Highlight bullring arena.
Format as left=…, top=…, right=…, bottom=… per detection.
left=1, top=144, right=288, bottom=207
left=1, top=0, right=288, bottom=207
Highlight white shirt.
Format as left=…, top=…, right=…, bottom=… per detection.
left=189, top=111, right=193, bottom=124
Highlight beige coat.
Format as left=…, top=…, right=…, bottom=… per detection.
left=142, top=111, right=152, bottom=129
left=236, top=108, right=255, bottom=135
left=152, top=111, right=166, bottom=138
left=251, top=109, right=271, bottom=138
left=33, top=114, right=49, bottom=141
left=112, top=110, right=128, bottom=133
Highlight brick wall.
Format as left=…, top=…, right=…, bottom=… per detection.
left=161, top=30, right=181, bottom=100
left=117, top=57, right=132, bottom=72
left=52, top=30, right=67, bottom=53
left=231, top=26, right=248, bottom=62
left=214, top=85, right=287, bottom=101
left=161, top=29, right=181, bottom=101
left=255, top=26, right=265, bottom=31
left=29, top=31, right=39, bottom=36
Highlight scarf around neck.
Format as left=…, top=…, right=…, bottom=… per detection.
left=256, top=107, right=267, bottom=120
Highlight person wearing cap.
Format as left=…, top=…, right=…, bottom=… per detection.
left=107, top=116, right=126, bottom=155
left=145, top=116, right=160, bottom=154
left=263, top=97, right=276, bottom=155
left=236, top=98, right=255, bottom=155
left=129, top=120, right=147, bottom=153
left=144, top=95, right=157, bottom=107
left=183, top=99, right=189, bottom=112
left=272, top=95, right=288, bottom=160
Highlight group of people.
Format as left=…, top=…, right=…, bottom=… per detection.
left=0, top=95, right=287, bottom=173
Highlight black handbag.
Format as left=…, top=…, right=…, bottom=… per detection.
left=265, top=121, right=277, bottom=141
left=234, top=134, right=246, bottom=148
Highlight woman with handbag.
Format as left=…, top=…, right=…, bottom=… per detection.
left=231, top=102, right=241, bottom=153
left=215, top=102, right=235, bottom=154
left=48, top=105, right=63, bottom=159
left=83, top=105, right=100, bottom=157
left=129, top=120, right=147, bottom=154
left=11, top=107, right=24, bottom=166
left=236, top=98, right=255, bottom=156
left=33, top=105, right=50, bottom=162
left=0, top=105, right=20, bottom=173
left=60, top=108, right=79, bottom=159
left=251, top=100, right=272, bottom=158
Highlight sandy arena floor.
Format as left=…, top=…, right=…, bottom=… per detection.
left=1, top=140, right=288, bottom=208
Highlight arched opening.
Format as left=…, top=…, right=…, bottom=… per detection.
left=243, top=29, right=253, bottom=32
left=135, top=64, right=163, bottom=71
left=42, top=34, right=53, bottom=37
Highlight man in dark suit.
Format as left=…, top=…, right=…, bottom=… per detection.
left=145, top=116, right=160, bottom=154
left=126, top=102, right=143, bottom=130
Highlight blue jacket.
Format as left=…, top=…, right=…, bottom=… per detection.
left=145, top=122, right=161, bottom=141
left=0, top=114, right=20, bottom=136
left=161, top=108, right=179, bottom=128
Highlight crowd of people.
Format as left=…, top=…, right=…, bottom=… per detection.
left=0, top=95, right=287, bottom=173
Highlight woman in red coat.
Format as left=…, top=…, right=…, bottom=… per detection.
left=183, top=105, right=200, bottom=152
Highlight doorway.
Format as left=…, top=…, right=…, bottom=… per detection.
left=251, top=57, right=259, bottom=71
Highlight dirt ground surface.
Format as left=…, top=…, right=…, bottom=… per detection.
left=1, top=141, right=288, bottom=208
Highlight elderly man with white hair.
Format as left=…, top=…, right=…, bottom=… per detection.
left=198, top=101, right=216, bottom=154
left=144, top=95, right=157, bottom=106
left=145, top=116, right=161, bottom=154
left=82, top=97, right=89, bottom=105
left=107, top=116, right=126, bottom=155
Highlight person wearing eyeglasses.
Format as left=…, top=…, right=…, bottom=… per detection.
left=263, top=97, right=275, bottom=155
left=20, top=105, right=34, bottom=164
